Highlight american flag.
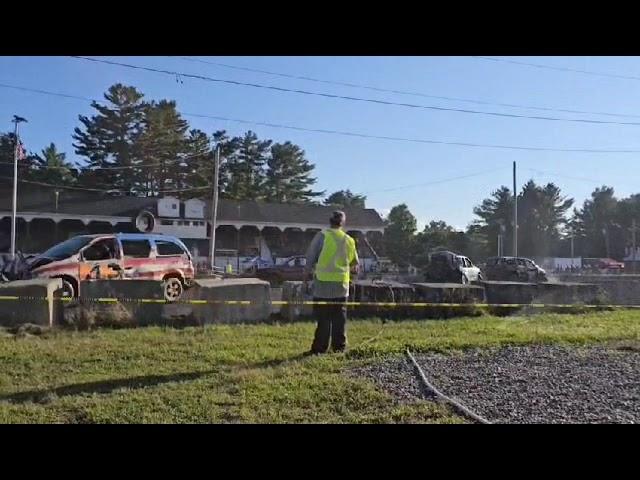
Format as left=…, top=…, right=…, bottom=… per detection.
left=15, top=140, right=26, bottom=160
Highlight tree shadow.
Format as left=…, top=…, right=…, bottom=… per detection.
left=0, top=370, right=218, bottom=405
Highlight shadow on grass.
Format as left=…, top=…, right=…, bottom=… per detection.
left=246, top=352, right=312, bottom=369
left=0, top=370, right=218, bottom=405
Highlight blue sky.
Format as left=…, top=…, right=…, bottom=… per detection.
left=2, top=56, right=640, bottom=230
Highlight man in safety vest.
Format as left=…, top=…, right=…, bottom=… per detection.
left=305, top=210, right=359, bottom=354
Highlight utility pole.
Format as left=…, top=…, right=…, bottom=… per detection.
left=513, top=161, right=518, bottom=257
left=570, top=232, right=575, bottom=264
left=10, top=115, right=27, bottom=259
left=208, top=145, right=221, bottom=272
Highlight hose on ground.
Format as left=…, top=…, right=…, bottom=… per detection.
left=405, top=348, right=491, bottom=424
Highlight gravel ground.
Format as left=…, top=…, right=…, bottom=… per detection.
left=353, top=343, right=640, bottom=424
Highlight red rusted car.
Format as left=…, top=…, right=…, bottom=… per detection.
left=28, top=233, right=195, bottom=301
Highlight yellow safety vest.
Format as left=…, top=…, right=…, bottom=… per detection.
left=315, top=228, right=357, bottom=286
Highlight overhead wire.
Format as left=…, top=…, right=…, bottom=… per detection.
left=69, top=56, right=640, bottom=127
left=173, top=56, right=640, bottom=119
left=4, top=81, right=640, bottom=154
left=472, top=56, right=640, bottom=82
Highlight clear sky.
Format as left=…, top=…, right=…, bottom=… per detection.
left=2, top=56, right=640, bottom=230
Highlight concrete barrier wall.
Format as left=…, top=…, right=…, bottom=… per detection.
left=557, top=275, right=640, bottom=304
left=351, top=280, right=416, bottom=319
left=483, top=281, right=538, bottom=305
left=185, top=278, right=271, bottom=324
left=77, top=278, right=272, bottom=326
left=78, top=280, right=165, bottom=327
left=0, top=278, right=63, bottom=327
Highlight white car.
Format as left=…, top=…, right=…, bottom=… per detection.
left=424, top=251, right=483, bottom=284
left=454, top=255, right=483, bottom=284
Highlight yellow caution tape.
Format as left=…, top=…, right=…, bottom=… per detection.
left=0, top=295, right=636, bottom=309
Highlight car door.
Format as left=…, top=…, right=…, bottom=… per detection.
left=78, top=237, right=122, bottom=280
left=516, top=258, right=529, bottom=280
left=464, top=257, right=479, bottom=281
left=525, top=259, right=539, bottom=281
left=119, top=238, right=154, bottom=279
left=154, top=239, right=192, bottom=278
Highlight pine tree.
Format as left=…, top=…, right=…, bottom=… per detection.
left=324, top=189, right=366, bottom=209
left=0, top=132, right=36, bottom=183
left=383, top=204, right=417, bottom=267
left=73, top=84, right=146, bottom=193
left=264, top=141, right=323, bottom=203
left=225, top=131, right=271, bottom=200
left=32, top=143, right=77, bottom=186
left=137, top=100, right=190, bottom=196
left=182, top=129, right=214, bottom=200
left=211, top=130, right=240, bottom=199
left=470, top=186, right=514, bottom=257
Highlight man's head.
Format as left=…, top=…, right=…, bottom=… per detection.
left=330, top=210, right=346, bottom=228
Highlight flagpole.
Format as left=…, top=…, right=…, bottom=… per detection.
left=10, top=115, right=27, bottom=259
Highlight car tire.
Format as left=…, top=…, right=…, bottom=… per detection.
left=163, top=277, right=183, bottom=302
left=56, top=277, right=78, bottom=298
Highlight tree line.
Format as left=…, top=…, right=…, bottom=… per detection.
left=0, top=83, right=364, bottom=208
left=383, top=180, right=640, bottom=264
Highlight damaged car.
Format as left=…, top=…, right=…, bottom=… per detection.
left=28, top=233, right=195, bottom=300
left=484, top=256, right=548, bottom=282
left=423, top=250, right=483, bottom=284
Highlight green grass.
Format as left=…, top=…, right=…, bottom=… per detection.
left=1, top=311, right=639, bottom=423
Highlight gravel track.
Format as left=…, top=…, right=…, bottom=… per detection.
left=353, top=343, right=640, bottom=423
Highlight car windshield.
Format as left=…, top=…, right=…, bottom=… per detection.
left=38, top=236, right=93, bottom=260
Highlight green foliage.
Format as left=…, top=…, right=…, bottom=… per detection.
left=470, top=180, right=574, bottom=259
left=264, top=142, right=324, bottom=203
left=383, top=204, right=417, bottom=267
left=73, top=84, right=146, bottom=193
left=324, top=189, right=367, bottom=209
left=413, top=220, right=472, bottom=267
left=31, top=143, right=77, bottom=186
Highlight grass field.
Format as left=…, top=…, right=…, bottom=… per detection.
left=1, top=311, right=639, bottom=423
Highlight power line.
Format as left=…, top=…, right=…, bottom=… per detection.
left=363, top=167, right=504, bottom=194
left=0, top=176, right=210, bottom=194
left=4, top=81, right=640, bottom=154
left=0, top=156, right=207, bottom=171
left=0, top=148, right=212, bottom=171
left=69, top=56, right=640, bottom=127
left=473, top=56, right=640, bottom=82
left=526, top=168, right=612, bottom=185
left=185, top=112, right=640, bottom=153
left=173, top=56, right=640, bottom=120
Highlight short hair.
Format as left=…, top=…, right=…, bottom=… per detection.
left=330, top=210, right=346, bottom=227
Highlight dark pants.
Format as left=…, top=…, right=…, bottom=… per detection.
left=311, top=297, right=347, bottom=353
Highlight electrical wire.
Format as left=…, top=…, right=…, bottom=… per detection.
left=362, top=168, right=504, bottom=194
left=0, top=176, right=210, bottom=194
left=473, top=56, right=640, bottom=82
left=173, top=56, right=640, bottom=119
left=69, top=56, right=640, bottom=127
left=4, top=81, right=640, bottom=154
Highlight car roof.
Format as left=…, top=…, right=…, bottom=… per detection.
left=76, top=233, right=185, bottom=243
left=492, top=256, right=532, bottom=261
